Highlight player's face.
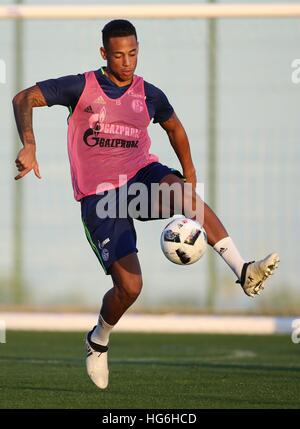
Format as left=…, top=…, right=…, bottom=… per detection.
left=100, top=35, right=139, bottom=86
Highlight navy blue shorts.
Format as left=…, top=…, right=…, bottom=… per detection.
left=81, top=162, right=183, bottom=274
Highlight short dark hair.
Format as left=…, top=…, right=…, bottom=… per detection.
left=102, top=19, right=137, bottom=50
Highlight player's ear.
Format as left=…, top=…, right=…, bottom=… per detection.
left=100, top=47, right=107, bottom=60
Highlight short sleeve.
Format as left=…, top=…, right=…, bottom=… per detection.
left=36, top=73, right=86, bottom=111
left=144, top=81, right=174, bottom=124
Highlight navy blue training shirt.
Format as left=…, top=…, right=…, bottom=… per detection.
left=37, top=67, right=174, bottom=124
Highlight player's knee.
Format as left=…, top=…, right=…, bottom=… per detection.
left=117, top=277, right=143, bottom=303
left=126, top=277, right=143, bottom=301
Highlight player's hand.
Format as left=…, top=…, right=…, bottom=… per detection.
left=15, top=145, right=42, bottom=180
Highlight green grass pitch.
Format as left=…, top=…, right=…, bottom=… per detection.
left=0, top=331, right=299, bottom=409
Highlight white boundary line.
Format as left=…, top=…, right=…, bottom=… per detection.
left=0, top=312, right=295, bottom=335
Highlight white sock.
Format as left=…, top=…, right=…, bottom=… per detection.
left=213, top=236, right=245, bottom=280
left=91, top=314, right=114, bottom=346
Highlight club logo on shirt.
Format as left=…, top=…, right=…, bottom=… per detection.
left=101, top=248, right=109, bottom=262
left=132, top=99, right=144, bottom=113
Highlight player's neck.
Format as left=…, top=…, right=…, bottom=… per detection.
left=103, top=66, right=133, bottom=87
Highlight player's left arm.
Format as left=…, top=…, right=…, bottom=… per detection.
left=159, top=112, right=197, bottom=188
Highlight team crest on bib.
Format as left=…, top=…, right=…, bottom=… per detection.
left=132, top=99, right=144, bottom=113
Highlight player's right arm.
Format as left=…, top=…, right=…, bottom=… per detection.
left=12, top=85, right=47, bottom=180
left=13, top=73, right=85, bottom=180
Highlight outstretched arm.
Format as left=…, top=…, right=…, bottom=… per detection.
left=159, top=112, right=197, bottom=188
left=12, top=84, right=47, bottom=180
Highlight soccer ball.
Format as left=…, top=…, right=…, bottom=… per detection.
left=160, top=217, right=207, bottom=265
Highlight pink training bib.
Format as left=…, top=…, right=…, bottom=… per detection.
left=67, top=71, right=159, bottom=201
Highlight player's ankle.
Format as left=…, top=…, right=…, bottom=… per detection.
left=213, top=236, right=245, bottom=279
left=91, top=314, right=114, bottom=346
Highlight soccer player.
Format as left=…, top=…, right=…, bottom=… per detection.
left=13, top=20, right=279, bottom=389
